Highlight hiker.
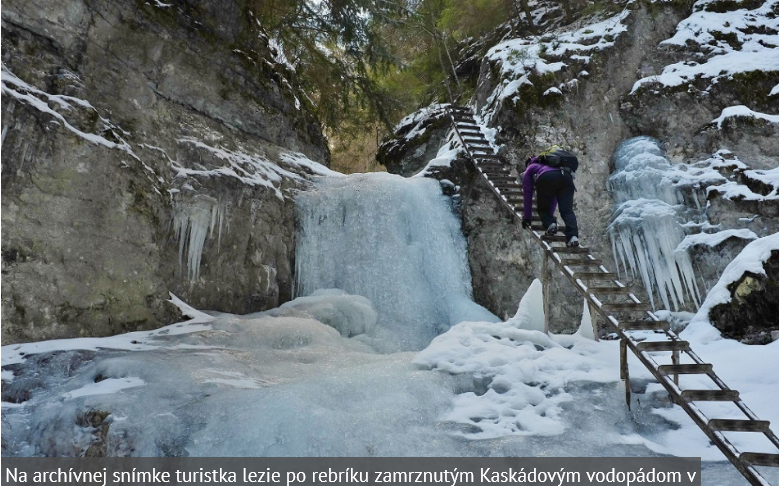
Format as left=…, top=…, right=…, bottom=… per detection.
left=520, top=146, right=580, bottom=248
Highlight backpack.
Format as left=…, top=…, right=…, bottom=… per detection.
left=539, top=145, right=579, bottom=173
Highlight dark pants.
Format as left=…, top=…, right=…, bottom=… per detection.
left=535, top=170, right=578, bottom=240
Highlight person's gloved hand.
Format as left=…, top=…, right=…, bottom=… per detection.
left=522, top=219, right=532, bottom=229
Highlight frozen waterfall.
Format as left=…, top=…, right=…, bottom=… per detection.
left=607, top=137, right=700, bottom=311
left=295, top=173, right=497, bottom=352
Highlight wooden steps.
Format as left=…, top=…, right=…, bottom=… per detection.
left=681, top=389, right=740, bottom=402
left=446, top=104, right=779, bottom=486
left=658, top=363, right=712, bottom=375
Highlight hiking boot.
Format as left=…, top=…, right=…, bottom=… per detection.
left=546, top=223, right=558, bottom=236
left=567, top=236, right=580, bottom=248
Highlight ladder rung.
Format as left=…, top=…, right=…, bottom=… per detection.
left=708, top=419, right=770, bottom=432
left=573, top=272, right=619, bottom=280
left=636, top=340, right=690, bottom=351
left=739, top=452, right=779, bottom=467
left=586, top=286, right=627, bottom=294
left=619, top=320, right=670, bottom=330
left=681, top=389, right=740, bottom=402
left=601, top=302, right=651, bottom=311
left=518, top=215, right=542, bottom=222
left=561, top=258, right=601, bottom=266
left=475, top=154, right=502, bottom=160
left=551, top=247, right=591, bottom=254
left=488, top=175, right=517, bottom=181
left=477, top=161, right=507, bottom=167
left=659, top=363, right=712, bottom=375
left=541, top=235, right=567, bottom=242
left=496, top=186, right=522, bottom=192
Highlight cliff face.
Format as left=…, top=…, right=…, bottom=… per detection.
left=1, top=0, right=329, bottom=344
left=379, top=0, right=779, bottom=332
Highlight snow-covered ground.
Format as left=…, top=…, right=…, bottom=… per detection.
left=1, top=173, right=777, bottom=486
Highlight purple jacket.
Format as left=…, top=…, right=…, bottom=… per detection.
left=521, top=158, right=559, bottom=220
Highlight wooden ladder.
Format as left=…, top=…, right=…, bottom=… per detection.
left=447, top=104, right=779, bottom=486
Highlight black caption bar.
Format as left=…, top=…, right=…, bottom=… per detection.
left=3, top=457, right=700, bottom=486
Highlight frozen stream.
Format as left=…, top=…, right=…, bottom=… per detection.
left=1, top=173, right=777, bottom=485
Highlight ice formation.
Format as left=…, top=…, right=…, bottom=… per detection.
left=295, top=173, right=498, bottom=351
left=607, top=137, right=702, bottom=311
left=1, top=171, right=778, bottom=485
left=171, top=196, right=226, bottom=281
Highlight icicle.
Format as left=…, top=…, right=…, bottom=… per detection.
left=171, top=196, right=225, bottom=281
left=607, top=137, right=701, bottom=311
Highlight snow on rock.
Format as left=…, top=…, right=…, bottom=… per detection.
left=711, top=105, right=780, bottom=129
left=631, top=0, right=779, bottom=94
left=392, top=103, right=451, bottom=139
left=412, top=136, right=462, bottom=177
left=1, top=64, right=139, bottom=160
left=682, top=233, right=779, bottom=344
left=173, top=138, right=290, bottom=200
left=481, top=10, right=630, bottom=116
left=278, top=151, right=343, bottom=177
left=676, top=228, right=758, bottom=253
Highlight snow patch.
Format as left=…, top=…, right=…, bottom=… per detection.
left=631, top=0, right=779, bottom=94
left=64, top=377, right=146, bottom=400
left=712, top=105, right=779, bottom=129
left=682, top=233, right=779, bottom=344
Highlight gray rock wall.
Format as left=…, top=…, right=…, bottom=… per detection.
left=473, top=3, right=777, bottom=330
left=380, top=2, right=778, bottom=333
left=458, top=6, right=688, bottom=330
left=2, top=0, right=329, bottom=344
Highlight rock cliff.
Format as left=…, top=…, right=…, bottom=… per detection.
left=2, top=0, right=329, bottom=344
left=379, top=0, right=779, bottom=333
